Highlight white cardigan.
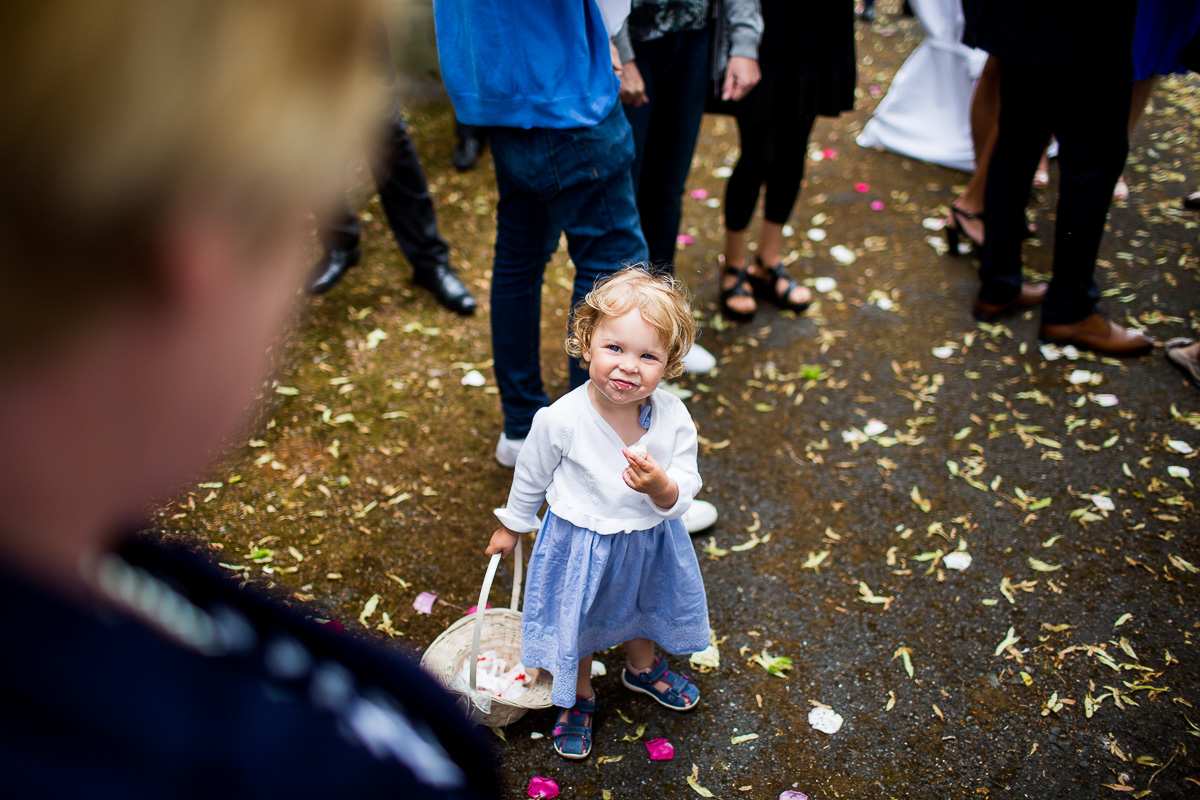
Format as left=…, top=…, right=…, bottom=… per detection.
left=494, top=383, right=702, bottom=535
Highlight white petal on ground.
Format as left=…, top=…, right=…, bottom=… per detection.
left=807, top=228, right=827, bottom=242
left=1090, top=495, right=1115, bottom=511
left=808, top=706, right=844, bottom=734
left=1167, top=440, right=1194, bottom=454
left=932, top=345, right=955, bottom=359
left=461, top=369, right=486, bottom=387
left=943, top=551, right=972, bottom=571
left=830, top=244, right=856, bottom=265
left=814, top=277, right=838, bottom=293
left=863, top=419, right=888, bottom=437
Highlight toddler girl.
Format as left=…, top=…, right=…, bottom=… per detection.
left=486, top=266, right=711, bottom=760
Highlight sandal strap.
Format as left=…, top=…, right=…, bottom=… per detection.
left=633, top=658, right=695, bottom=705
left=722, top=265, right=753, bottom=299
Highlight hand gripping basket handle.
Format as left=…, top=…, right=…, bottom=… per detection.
left=468, top=535, right=524, bottom=696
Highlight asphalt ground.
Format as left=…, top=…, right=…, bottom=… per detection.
left=155, top=10, right=1200, bottom=800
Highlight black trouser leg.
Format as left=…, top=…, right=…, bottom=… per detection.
left=978, top=62, right=1052, bottom=306
left=1041, top=65, right=1130, bottom=324
left=370, top=113, right=450, bottom=275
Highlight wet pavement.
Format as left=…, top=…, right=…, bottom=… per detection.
left=155, top=11, right=1200, bottom=800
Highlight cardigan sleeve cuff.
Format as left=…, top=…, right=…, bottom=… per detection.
left=494, top=507, right=541, bottom=533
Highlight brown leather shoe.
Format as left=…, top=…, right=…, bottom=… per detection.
left=972, top=282, right=1049, bottom=322
left=1040, top=311, right=1154, bottom=356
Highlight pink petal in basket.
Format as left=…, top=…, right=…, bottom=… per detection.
left=412, top=592, right=437, bottom=614
left=645, top=738, right=674, bottom=760
left=779, top=792, right=809, bottom=800
left=527, top=776, right=560, bottom=799
left=466, top=603, right=493, bottom=615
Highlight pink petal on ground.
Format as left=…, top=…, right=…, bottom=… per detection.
left=412, top=592, right=437, bottom=614
left=779, top=792, right=809, bottom=800
left=869, top=85, right=883, bottom=97
left=822, top=149, right=837, bottom=159
left=645, top=738, right=675, bottom=760
left=854, top=183, right=870, bottom=193
left=527, top=776, right=560, bottom=799
left=870, top=200, right=885, bottom=211
left=676, top=235, right=694, bottom=246
left=690, top=189, right=709, bottom=199
left=465, top=604, right=494, bottom=615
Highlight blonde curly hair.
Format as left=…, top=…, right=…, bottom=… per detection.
left=566, top=265, right=697, bottom=380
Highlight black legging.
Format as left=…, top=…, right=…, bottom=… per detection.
left=724, top=114, right=816, bottom=232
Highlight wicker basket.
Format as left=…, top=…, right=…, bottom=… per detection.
left=420, top=536, right=553, bottom=727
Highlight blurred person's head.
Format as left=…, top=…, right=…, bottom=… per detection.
left=0, top=0, right=381, bottom=589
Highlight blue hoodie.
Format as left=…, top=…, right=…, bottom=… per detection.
left=433, top=0, right=620, bottom=129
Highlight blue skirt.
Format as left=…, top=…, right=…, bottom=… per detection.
left=520, top=511, right=710, bottom=708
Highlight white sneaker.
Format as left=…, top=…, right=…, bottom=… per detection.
left=681, top=499, right=718, bottom=533
left=495, top=433, right=525, bottom=468
left=680, top=343, right=716, bottom=374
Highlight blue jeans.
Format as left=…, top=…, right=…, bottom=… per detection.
left=623, top=27, right=711, bottom=269
left=488, top=104, right=648, bottom=439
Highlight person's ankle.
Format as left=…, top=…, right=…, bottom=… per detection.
left=625, top=659, right=653, bottom=675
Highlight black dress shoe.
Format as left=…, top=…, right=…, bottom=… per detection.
left=414, top=264, right=476, bottom=315
left=307, top=246, right=361, bottom=295
left=451, top=135, right=481, bottom=172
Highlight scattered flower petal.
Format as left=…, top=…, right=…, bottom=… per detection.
left=461, top=369, right=486, bottom=387
left=645, top=738, right=674, bottom=760
left=814, top=277, right=837, bottom=293
left=1167, top=465, right=1191, bottom=479
left=807, top=227, right=827, bottom=242
left=863, top=419, right=888, bottom=436
left=854, top=182, right=870, bottom=193
left=1068, top=370, right=1101, bottom=385
left=590, top=660, right=607, bottom=677
left=1090, top=494, right=1115, bottom=511
left=921, top=217, right=945, bottom=231
left=713, top=166, right=733, bottom=178
left=822, top=148, right=838, bottom=159
left=932, top=345, right=955, bottom=359
left=690, top=189, right=709, bottom=199
left=705, top=198, right=721, bottom=208
left=676, top=234, right=695, bottom=246
left=780, top=792, right=810, bottom=800
left=808, top=706, right=844, bottom=734
left=870, top=200, right=885, bottom=211
left=527, top=777, right=560, bottom=799
left=412, top=592, right=437, bottom=614
left=830, top=244, right=856, bottom=265
left=943, top=551, right=972, bottom=571
left=1167, top=439, right=1194, bottom=454
left=1091, top=394, right=1119, bottom=407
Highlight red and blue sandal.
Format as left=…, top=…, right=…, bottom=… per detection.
left=621, top=657, right=699, bottom=711
left=552, top=694, right=595, bottom=760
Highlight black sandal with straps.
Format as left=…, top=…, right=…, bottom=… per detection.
left=751, top=257, right=812, bottom=314
left=720, top=264, right=756, bottom=322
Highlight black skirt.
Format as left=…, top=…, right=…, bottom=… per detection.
left=709, top=0, right=857, bottom=121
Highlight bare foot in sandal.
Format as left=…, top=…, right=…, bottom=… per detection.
left=720, top=261, right=757, bottom=321
left=748, top=257, right=812, bottom=312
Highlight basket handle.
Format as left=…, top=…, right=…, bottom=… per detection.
left=469, top=535, right=524, bottom=697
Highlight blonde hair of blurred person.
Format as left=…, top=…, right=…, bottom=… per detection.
left=0, top=0, right=382, bottom=596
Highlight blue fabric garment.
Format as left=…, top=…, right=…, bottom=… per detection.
left=488, top=105, right=648, bottom=438
left=520, top=511, right=710, bottom=708
left=433, top=0, right=620, bottom=129
left=1132, top=0, right=1200, bottom=81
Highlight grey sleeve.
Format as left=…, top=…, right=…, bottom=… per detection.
left=612, top=19, right=636, bottom=64
left=724, top=0, right=762, bottom=60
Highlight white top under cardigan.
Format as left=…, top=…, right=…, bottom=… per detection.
left=494, top=383, right=702, bottom=535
